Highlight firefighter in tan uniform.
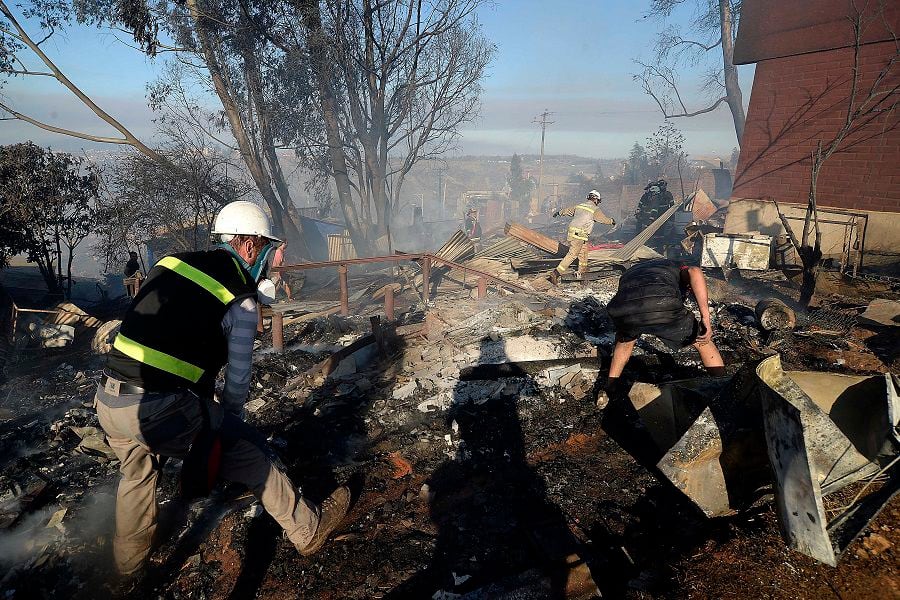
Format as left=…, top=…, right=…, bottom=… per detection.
left=95, top=201, right=350, bottom=579
left=551, top=190, right=615, bottom=281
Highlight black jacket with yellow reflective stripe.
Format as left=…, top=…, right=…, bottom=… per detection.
left=106, top=249, right=258, bottom=394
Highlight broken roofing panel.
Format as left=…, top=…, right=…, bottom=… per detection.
left=615, top=354, right=900, bottom=566
left=757, top=354, right=900, bottom=566
left=626, top=366, right=770, bottom=518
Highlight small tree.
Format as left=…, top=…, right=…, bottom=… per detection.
left=507, top=154, right=534, bottom=209
left=95, top=129, right=251, bottom=270
left=0, top=143, right=99, bottom=295
left=624, top=142, right=651, bottom=185
left=776, top=3, right=899, bottom=308
left=646, top=122, right=689, bottom=197
left=60, top=187, right=98, bottom=298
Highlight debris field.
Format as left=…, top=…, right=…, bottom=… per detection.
left=1, top=242, right=899, bottom=600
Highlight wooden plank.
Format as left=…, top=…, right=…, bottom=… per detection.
left=505, top=222, right=568, bottom=257
left=271, top=300, right=344, bottom=315
left=282, top=305, right=342, bottom=326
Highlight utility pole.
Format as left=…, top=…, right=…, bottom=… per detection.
left=436, top=165, right=447, bottom=220
left=532, top=109, right=554, bottom=215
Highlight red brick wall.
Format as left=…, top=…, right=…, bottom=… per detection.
left=732, top=40, right=900, bottom=213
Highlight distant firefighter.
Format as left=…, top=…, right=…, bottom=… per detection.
left=635, top=179, right=674, bottom=231
left=463, top=207, right=482, bottom=241
left=551, top=190, right=615, bottom=281
left=124, top=251, right=140, bottom=278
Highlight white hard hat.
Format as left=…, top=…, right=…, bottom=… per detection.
left=212, top=201, right=283, bottom=244
left=587, top=190, right=602, bottom=201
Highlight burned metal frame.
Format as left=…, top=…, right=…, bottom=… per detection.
left=757, top=354, right=900, bottom=566
left=269, top=252, right=534, bottom=352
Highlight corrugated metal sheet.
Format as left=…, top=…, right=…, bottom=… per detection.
left=435, top=230, right=476, bottom=263
left=45, top=302, right=102, bottom=327
left=476, top=237, right=539, bottom=260
left=327, top=234, right=357, bottom=261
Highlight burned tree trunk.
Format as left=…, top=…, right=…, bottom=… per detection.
left=240, top=37, right=317, bottom=259
left=186, top=0, right=311, bottom=260
left=300, top=0, right=373, bottom=256
left=719, top=0, right=746, bottom=143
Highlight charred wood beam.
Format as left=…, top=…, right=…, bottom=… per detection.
left=505, top=222, right=569, bottom=257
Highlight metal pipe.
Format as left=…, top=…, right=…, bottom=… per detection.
left=275, top=252, right=534, bottom=296
left=338, top=264, right=349, bottom=316
left=422, top=256, right=432, bottom=302
left=427, top=255, right=533, bottom=294
left=385, top=285, right=395, bottom=320
left=273, top=253, right=426, bottom=272
left=477, top=276, right=487, bottom=298
left=272, top=312, right=284, bottom=353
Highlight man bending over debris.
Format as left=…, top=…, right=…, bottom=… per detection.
left=94, top=201, right=350, bottom=579
left=599, top=258, right=725, bottom=405
left=551, top=190, right=615, bottom=283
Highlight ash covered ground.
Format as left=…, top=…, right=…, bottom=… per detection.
left=0, top=269, right=898, bottom=599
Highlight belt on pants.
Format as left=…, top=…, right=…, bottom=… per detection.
left=100, top=373, right=148, bottom=396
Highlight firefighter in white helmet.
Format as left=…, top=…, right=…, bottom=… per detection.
left=95, top=201, right=350, bottom=578
left=550, top=190, right=615, bottom=282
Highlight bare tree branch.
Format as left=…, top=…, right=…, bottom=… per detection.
left=635, top=0, right=745, bottom=143
left=0, top=2, right=161, bottom=158
left=0, top=101, right=130, bottom=143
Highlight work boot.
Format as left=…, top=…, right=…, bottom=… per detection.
left=296, top=486, right=351, bottom=556
left=106, top=566, right=148, bottom=598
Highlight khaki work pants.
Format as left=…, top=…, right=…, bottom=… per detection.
left=95, top=387, right=318, bottom=575
left=555, top=238, right=586, bottom=274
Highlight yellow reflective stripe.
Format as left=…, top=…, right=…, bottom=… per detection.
left=157, top=256, right=235, bottom=304
left=113, top=333, right=204, bottom=383
left=568, top=226, right=589, bottom=241
left=576, top=204, right=596, bottom=213
left=230, top=257, right=248, bottom=285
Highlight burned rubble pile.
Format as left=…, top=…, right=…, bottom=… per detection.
left=1, top=249, right=899, bottom=599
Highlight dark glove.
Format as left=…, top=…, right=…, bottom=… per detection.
left=180, top=427, right=222, bottom=500
left=552, top=211, right=560, bottom=218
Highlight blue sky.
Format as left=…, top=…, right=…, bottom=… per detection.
left=0, top=1, right=753, bottom=159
